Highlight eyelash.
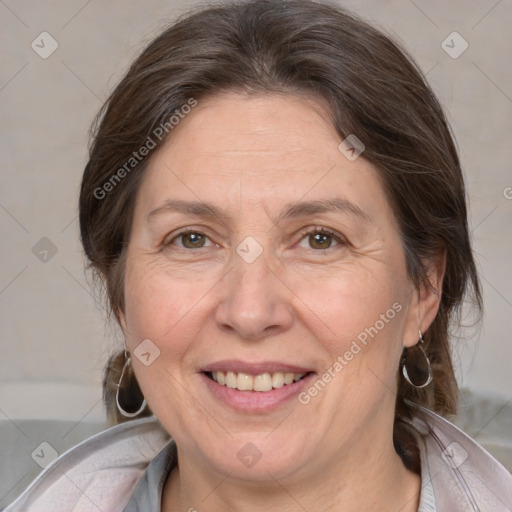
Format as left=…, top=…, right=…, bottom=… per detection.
left=164, top=227, right=347, bottom=251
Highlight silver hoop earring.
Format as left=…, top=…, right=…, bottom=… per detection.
left=116, top=352, right=147, bottom=418
left=402, top=330, right=433, bottom=388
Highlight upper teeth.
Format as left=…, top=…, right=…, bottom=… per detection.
left=210, top=371, right=306, bottom=392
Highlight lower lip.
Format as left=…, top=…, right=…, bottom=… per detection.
left=200, top=373, right=315, bottom=413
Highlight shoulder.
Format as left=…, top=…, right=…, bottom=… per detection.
left=3, top=417, right=170, bottom=512
left=411, top=402, right=512, bottom=511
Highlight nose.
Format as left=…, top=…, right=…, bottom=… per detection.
left=214, top=248, right=293, bottom=341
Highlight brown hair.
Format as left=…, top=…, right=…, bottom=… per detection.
left=79, top=0, right=481, bottom=472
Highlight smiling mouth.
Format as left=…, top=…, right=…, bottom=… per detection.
left=204, top=371, right=311, bottom=392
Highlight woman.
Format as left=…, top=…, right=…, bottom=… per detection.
left=6, top=0, right=511, bottom=510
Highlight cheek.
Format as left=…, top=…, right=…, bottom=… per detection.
left=292, top=263, right=407, bottom=379
left=122, top=259, right=198, bottom=357
left=299, top=262, right=403, bottom=331
left=121, top=263, right=201, bottom=417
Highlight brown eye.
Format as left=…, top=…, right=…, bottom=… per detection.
left=308, top=232, right=333, bottom=250
left=171, top=231, right=211, bottom=249
left=297, top=228, right=345, bottom=251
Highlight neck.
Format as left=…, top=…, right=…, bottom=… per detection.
left=162, top=432, right=421, bottom=512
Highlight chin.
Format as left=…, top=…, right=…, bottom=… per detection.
left=194, top=432, right=312, bottom=483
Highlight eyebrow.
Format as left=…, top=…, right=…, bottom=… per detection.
left=276, top=197, right=371, bottom=224
left=147, top=197, right=371, bottom=224
left=147, top=199, right=229, bottom=221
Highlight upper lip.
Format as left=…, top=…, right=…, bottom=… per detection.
left=201, top=360, right=314, bottom=375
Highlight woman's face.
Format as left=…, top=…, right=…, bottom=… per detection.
left=123, top=92, right=439, bottom=482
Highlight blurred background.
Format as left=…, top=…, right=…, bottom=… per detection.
left=1, top=0, right=511, bottom=505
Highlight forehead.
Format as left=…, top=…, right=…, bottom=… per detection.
left=136, top=92, right=390, bottom=222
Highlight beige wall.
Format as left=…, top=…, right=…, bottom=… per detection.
left=1, top=0, right=511, bottom=422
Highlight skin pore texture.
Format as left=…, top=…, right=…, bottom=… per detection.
left=121, top=92, right=444, bottom=511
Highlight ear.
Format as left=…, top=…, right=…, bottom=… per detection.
left=403, top=251, right=446, bottom=348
